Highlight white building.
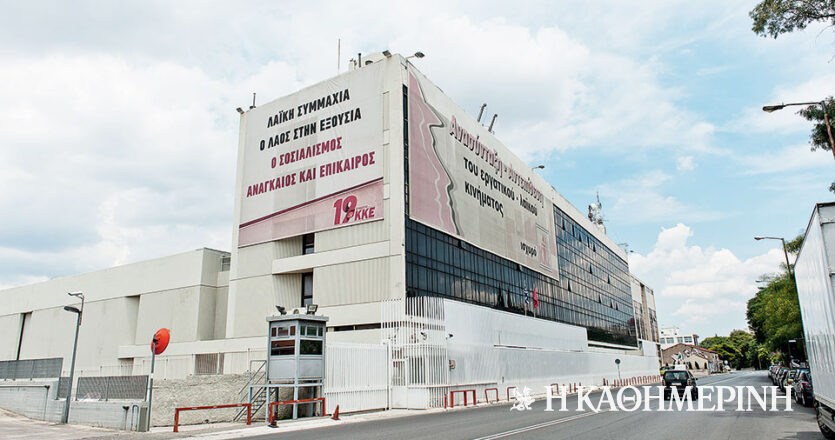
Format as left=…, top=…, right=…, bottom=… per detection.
left=659, top=326, right=699, bottom=349
left=0, top=52, right=659, bottom=411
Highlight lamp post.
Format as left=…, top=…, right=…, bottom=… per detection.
left=754, top=236, right=793, bottom=277
left=62, top=291, right=84, bottom=424
left=762, top=100, right=835, bottom=160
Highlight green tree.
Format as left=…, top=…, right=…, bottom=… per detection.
left=746, top=272, right=804, bottom=356
left=750, top=1, right=835, bottom=39
left=797, top=99, right=835, bottom=192
left=750, top=2, right=835, bottom=193
left=785, top=234, right=804, bottom=255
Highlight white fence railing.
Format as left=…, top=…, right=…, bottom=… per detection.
left=324, top=342, right=388, bottom=413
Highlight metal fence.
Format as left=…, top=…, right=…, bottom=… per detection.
left=63, top=375, right=148, bottom=401
left=0, top=358, right=63, bottom=380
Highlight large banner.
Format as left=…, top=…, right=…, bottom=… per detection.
left=407, top=67, right=558, bottom=278
left=238, top=63, right=385, bottom=247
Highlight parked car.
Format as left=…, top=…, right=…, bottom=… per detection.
left=769, top=364, right=781, bottom=382
left=663, top=368, right=698, bottom=400
left=781, top=369, right=799, bottom=395
left=794, top=370, right=814, bottom=407
left=774, top=367, right=787, bottom=386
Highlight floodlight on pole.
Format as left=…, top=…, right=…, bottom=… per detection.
left=406, top=51, right=425, bottom=60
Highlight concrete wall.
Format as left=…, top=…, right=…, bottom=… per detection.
left=0, top=248, right=230, bottom=374
left=0, top=381, right=145, bottom=430
left=150, top=373, right=249, bottom=427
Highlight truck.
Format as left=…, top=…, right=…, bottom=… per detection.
left=795, top=202, right=835, bottom=439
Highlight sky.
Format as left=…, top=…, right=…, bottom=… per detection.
left=0, top=0, right=832, bottom=339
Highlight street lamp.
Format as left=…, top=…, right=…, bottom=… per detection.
left=754, top=236, right=793, bottom=277
left=532, top=165, right=545, bottom=170
left=62, top=291, right=84, bottom=424
left=762, top=100, right=835, bottom=160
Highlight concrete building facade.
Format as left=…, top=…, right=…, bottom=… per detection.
left=0, top=53, right=660, bottom=415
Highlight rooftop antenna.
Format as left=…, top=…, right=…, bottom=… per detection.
left=337, top=39, right=341, bottom=72
left=250, top=93, right=256, bottom=110
left=358, top=52, right=362, bottom=68
left=588, top=191, right=605, bottom=233
left=488, top=114, right=498, bottom=133
left=477, top=103, right=487, bottom=123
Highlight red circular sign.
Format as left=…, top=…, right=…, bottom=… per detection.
left=152, top=328, right=170, bottom=355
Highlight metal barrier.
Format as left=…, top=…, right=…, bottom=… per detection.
left=484, top=388, right=499, bottom=404
left=267, top=398, right=326, bottom=425
left=506, top=386, right=517, bottom=401
left=75, top=375, right=148, bottom=401
left=174, top=403, right=251, bottom=432
left=448, top=389, right=476, bottom=408
left=0, top=358, right=62, bottom=380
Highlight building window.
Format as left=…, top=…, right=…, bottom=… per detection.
left=300, top=339, right=323, bottom=355
left=271, top=340, right=295, bottom=356
left=301, top=272, right=313, bottom=306
left=302, top=234, right=315, bottom=254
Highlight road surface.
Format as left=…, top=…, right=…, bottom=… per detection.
left=250, top=371, right=824, bottom=440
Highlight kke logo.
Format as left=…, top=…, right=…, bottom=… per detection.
left=510, top=387, right=535, bottom=411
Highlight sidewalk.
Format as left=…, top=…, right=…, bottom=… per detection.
left=0, top=405, right=439, bottom=440
left=0, top=408, right=120, bottom=440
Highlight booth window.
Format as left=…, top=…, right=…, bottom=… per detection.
left=300, top=339, right=323, bottom=355
left=302, top=234, right=315, bottom=254
left=270, top=340, right=294, bottom=356
left=301, top=272, right=313, bottom=306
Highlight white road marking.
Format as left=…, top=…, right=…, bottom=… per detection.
left=471, top=410, right=608, bottom=440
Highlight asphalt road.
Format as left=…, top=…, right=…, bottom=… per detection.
left=251, top=371, right=823, bottom=440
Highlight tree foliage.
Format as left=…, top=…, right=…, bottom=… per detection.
left=797, top=98, right=835, bottom=159
left=750, top=0, right=835, bottom=39
left=701, top=330, right=767, bottom=369
left=746, top=272, right=804, bottom=356
left=785, top=234, right=804, bottom=255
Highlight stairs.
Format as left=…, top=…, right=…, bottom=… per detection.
left=234, top=360, right=267, bottom=422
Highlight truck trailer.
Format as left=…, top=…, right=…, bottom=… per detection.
left=795, top=202, right=835, bottom=439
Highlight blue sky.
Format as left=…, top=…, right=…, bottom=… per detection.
left=0, top=0, right=832, bottom=339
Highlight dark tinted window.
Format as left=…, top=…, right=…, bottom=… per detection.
left=302, top=273, right=313, bottom=306
left=270, top=340, right=294, bottom=356
left=302, top=234, right=315, bottom=254
left=300, top=339, right=323, bottom=355
left=664, top=371, right=688, bottom=382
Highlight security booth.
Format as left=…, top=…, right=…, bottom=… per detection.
left=265, top=313, right=328, bottom=420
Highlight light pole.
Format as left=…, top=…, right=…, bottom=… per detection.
left=754, top=236, right=793, bottom=277
left=62, top=291, right=84, bottom=424
left=762, top=100, right=835, bottom=160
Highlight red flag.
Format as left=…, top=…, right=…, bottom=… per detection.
left=533, top=286, right=539, bottom=308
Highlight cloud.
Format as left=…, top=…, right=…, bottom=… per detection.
left=739, top=144, right=833, bottom=175
left=599, top=171, right=724, bottom=225
left=677, top=156, right=695, bottom=171
left=629, top=223, right=784, bottom=332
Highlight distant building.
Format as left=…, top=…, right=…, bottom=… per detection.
left=630, top=275, right=659, bottom=344
left=659, top=326, right=699, bottom=349
left=662, top=343, right=721, bottom=373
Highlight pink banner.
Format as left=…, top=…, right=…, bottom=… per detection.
left=238, top=178, right=384, bottom=247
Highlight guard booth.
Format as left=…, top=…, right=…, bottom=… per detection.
left=265, top=313, right=328, bottom=420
